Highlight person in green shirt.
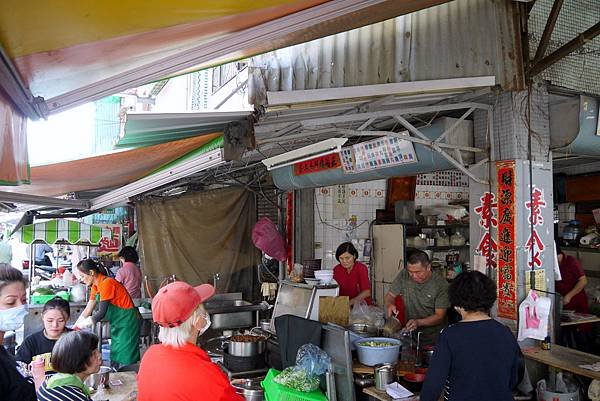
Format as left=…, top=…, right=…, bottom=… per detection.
left=384, top=250, right=449, bottom=346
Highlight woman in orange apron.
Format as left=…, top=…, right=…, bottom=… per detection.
left=75, top=259, right=140, bottom=368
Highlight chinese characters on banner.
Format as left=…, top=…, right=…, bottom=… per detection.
left=525, top=186, right=547, bottom=268
left=474, top=192, right=498, bottom=269
left=496, top=161, right=517, bottom=320
left=293, top=153, right=342, bottom=176
left=97, top=224, right=122, bottom=257
left=340, top=135, right=418, bottom=173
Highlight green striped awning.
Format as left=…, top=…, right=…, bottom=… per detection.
left=16, top=219, right=112, bottom=245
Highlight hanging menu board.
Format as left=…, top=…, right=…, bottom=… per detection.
left=340, top=135, right=417, bottom=173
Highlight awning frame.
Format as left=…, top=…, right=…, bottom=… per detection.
left=89, top=148, right=224, bottom=210
left=45, top=0, right=445, bottom=116
left=253, top=77, right=498, bottom=185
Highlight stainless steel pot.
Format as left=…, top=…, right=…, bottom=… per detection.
left=354, top=373, right=375, bottom=387
left=227, top=335, right=267, bottom=357
left=84, top=366, right=112, bottom=390
left=374, top=363, right=396, bottom=391
left=349, top=323, right=380, bottom=337
left=231, top=378, right=264, bottom=401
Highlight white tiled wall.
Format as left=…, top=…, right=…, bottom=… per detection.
left=415, top=170, right=469, bottom=208
left=314, top=180, right=387, bottom=269
left=313, top=172, right=470, bottom=269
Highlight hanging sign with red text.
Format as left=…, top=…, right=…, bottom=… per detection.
left=496, top=161, right=517, bottom=320
left=294, top=153, right=342, bottom=176
left=97, top=224, right=122, bottom=257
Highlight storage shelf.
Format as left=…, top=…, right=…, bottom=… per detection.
left=411, top=245, right=470, bottom=251
left=414, top=224, right=469, bottom=229
left=562, top=246, right=600, bottom=254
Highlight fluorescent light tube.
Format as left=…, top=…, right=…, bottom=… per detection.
left=262, top=138, right=347, bottom=171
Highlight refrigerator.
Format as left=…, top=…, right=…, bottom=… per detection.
left=371, top=224, right=405, bottom=306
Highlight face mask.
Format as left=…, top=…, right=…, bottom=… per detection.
left=198, top=312, right=211, bottom=336
left=0, top=304, right=29, bottom=332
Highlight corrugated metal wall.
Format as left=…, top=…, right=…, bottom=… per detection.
left=248, top=0, right=523, bottom=104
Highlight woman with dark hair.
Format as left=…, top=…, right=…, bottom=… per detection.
left=0, top=263, right=39, bottom=400
left=420, top=271, right=522, bottom=401
left=332, top=242, right=373, bottom=306
left=17, top=297, right=71, bottom=371
left=75, top=259, right=140, bottom=368
left=116, top=246, right=142, bottom=299
left=37, top=331, right=101, bottom=401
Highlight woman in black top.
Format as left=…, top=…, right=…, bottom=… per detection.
left=17, top=297, right=71, bottom=372
left=0, top=263, right=39, bottom=401
left=420, top=271, right=522, bottom=401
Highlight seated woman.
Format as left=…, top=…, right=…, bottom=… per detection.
left=332, top=242, right=373, bottom=306
left=420, top=271, right=522, bottom=401
left=36, top=331, right=101, bottom=401
left=16, top=297, right=70, bottom=372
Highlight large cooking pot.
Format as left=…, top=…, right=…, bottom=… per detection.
left=231, top=378, right=264, bottom=401
left=227, top=334, right=267, bottom=357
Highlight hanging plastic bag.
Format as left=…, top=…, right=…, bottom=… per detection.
left=273, top=344, right=331, bottom=392
left=349, top=300, right=385, bottom=327
left=517, top=289, right=552, bottom=341
left=252, top=217, right=287, bottom=261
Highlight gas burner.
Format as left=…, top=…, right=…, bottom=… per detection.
left=216, top=361, right=269, bottom=381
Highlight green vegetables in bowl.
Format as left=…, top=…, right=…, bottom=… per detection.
left=358, top=340, right=397, bottom=348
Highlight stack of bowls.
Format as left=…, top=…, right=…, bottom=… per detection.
left=314, top=269, right=334, bottom=284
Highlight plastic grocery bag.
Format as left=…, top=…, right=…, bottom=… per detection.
left=349, top=300, right=385, bottom=327
left=273, top=344, right=331, bottom=392
left=517, top=290, right=552, bottom=341
left=251, top=217, right=287, bottom=261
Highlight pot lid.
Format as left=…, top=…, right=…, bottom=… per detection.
left=203, top=335, right=227, bottom=357
left=231, top=378, right=264, bottom=394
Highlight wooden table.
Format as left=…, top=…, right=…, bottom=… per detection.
left=522, top=344, right=600, bottom=380
left=91, top=371, right=137, bottom=401
left=353, top=360, right=416, bottom=376
left=560, top=313, right=600, bottom=327
left=363, top=386, right=419, bottom=401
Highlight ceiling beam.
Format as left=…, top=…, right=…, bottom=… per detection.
left=0, top=191, right=90, bottom=209
left=531, top=0, right=564, bottom=66
left=529, top=21, right=600, bottom=78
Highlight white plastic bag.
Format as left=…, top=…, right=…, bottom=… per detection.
left=517, top=290, right=552, bottom=341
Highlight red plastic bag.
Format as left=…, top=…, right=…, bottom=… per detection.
left=252, top=217, right=287, bottom=261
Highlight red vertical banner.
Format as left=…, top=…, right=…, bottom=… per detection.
left=496, top=161, right=517, bottom=320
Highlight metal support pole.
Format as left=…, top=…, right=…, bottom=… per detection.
left=393, top=116, right=489, bottom=185
left=532, top=0, right=564, bottom=66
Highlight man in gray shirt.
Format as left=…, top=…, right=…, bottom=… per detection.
left=384, top=250, right=449, bottom=345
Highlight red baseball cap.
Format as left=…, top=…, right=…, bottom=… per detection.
left=152, top=281, right=215, bottom=328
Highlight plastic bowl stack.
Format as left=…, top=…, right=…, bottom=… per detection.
left=314, top=269, right=334, bottom=284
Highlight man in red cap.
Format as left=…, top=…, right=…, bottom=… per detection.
left=137, top=281, right=243, bottom=401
